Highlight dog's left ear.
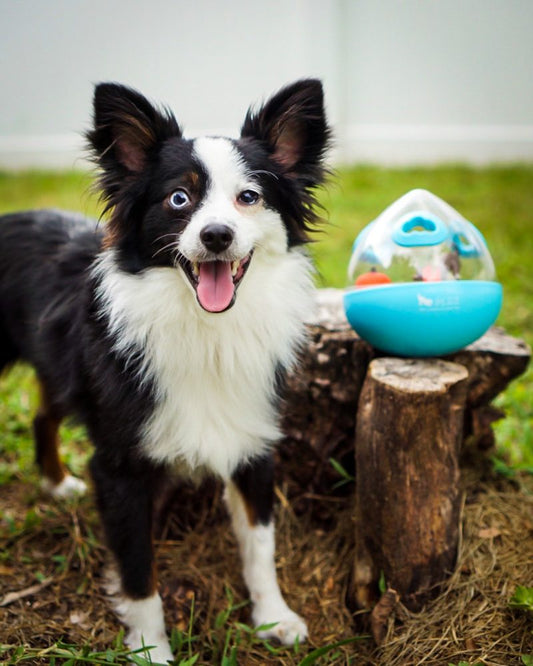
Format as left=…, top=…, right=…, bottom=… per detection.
left=240, top=79, right=330, bottom=181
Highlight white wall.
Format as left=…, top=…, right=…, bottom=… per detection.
left=338, top=0, right=533, bottom=163
left=0, top=0, right=532, bottom=168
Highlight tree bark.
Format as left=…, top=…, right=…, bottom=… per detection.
left=351, top=358, right=469, bottom=611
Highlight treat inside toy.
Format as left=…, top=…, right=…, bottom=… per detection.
left=355, top=268, right=392, bottom=288
left=344, top=189, right=502, bottom=357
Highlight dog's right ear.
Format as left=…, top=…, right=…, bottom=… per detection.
left=87, top=83, right=181, bottom=183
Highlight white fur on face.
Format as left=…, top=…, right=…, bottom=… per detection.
left=225, top=483, right=308, bottom=644
left=178, top=137, right=288, bottom=264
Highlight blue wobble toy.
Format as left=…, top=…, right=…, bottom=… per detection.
left=343, top=189, right=502, bottom=357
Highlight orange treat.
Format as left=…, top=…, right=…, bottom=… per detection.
left=355, top=271, right=392, bottom=288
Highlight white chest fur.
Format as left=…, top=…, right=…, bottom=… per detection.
left=93, top=249, right=314, bottom=479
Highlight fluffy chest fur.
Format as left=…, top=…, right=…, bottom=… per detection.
left=93, top=247, right=314, bottom=479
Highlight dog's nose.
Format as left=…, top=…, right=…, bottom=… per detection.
left=200, top=223, right=234, bottom=254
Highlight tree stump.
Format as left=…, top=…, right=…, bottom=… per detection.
left=279, top=290, right=531, bottom=502
left=351, top=358, right=468, bottom=612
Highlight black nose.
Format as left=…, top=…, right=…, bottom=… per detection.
left=200, top=223, right=234, bottom=253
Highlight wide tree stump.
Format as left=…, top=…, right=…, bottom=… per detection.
left=351, top=358, right=468, bottom=612
left=279, top=289, right=531, bottom=501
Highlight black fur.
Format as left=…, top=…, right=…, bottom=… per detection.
left=232, top=454, right=275, bottom=526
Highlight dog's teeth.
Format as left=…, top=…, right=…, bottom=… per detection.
left=192, top=262, right=200, bottom=277
left=231, top=260, right=239, bottom=277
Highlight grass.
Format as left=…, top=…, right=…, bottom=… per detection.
left=0, top=165, right=532, bottom=665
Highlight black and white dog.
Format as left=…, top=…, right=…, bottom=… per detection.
left=0, top=79, right=330, bottom=662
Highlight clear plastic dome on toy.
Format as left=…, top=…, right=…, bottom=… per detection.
left=344, top=189, right=502, bottom=357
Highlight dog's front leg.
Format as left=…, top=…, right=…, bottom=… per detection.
left=90, top=454, right=173, bottom=664
left=226, top=455, right=308, bottom=645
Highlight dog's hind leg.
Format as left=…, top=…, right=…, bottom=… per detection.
left=226, top=454, right=308, bottom=645
left=34, top=380, right=86, bottom=499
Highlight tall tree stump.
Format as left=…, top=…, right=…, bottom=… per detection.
left=352, top=357, right=469, bottom=612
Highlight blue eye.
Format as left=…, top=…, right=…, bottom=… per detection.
left=169, top=189, right=191, bottom=209
left=238, top=190, right=260, bottom=205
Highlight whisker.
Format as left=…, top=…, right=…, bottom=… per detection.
left=151, top=233, right=180, bottom=246
left=173, top=251, right=192, bottom=271
left=250, top=169, right=279, bottom=181
left=152, top=239, right=181, bottom=259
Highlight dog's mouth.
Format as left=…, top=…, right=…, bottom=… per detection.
left=180, top=253, right=253, bottom=313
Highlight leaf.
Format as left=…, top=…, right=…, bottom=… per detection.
left=491, top=456, right=516, bottom=478
left=521, top=655, right=533, bottom=666
left=329, top=458, right=355, bottom=482
left=127, top=654, right=152, bottom=666
left=254, top=622, right=279, bottom=633
left=510, top=585, right=533, bottom=612
left=179, top=655, right=199, bottom=666
left=297, top=636, right=368, bottom=666
left=378, top=570, right=387, bottom=594
left=215, top=608, right=230, bottom=629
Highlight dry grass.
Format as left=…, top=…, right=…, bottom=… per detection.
left=376, top=480, right=533, bottom=666
left=1, top=458, right=532, bottom=665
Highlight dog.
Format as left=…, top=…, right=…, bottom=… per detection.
left=0, top=79, right=330, bottom=663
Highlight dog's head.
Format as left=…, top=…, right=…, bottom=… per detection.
left=87, top=80, right=330, bottom=313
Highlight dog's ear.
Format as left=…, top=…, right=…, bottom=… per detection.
left=87, top=83, right=181, bottom=175
left=240, top=79, right=330, bottom=181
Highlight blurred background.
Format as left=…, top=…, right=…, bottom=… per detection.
left=1, top=0, right=532, bottom=168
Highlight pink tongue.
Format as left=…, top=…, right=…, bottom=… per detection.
left=196, top=261, right=235, bottom=312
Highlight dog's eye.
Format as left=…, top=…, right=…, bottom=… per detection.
left=169, top=189, right=191, bottom=210
left=238, top=190, right=260, bottom=206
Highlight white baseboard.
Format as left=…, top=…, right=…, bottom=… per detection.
left=2, top=125, right=533, bottom=169
left=0, top=134, right=89, bottom=170
left=0, top=127, right=234, bottom=170
left=334, top=124, right=533, bottom=165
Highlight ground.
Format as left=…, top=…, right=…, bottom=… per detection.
left=1, top=442, right=532, bottom=665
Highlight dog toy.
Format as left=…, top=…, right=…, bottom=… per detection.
left=344, top=189, right=502, bottom=356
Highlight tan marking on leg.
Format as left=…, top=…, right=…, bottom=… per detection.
left=241, top=494, right=258, bottom=526
left=34, top=381, right=66, bottom=485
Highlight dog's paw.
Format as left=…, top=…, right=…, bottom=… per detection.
left=254, top=606, right=308, bottom=645
left=41, top=474, right=87, bottom=499
left=126, top=630, right=174, bottom=664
